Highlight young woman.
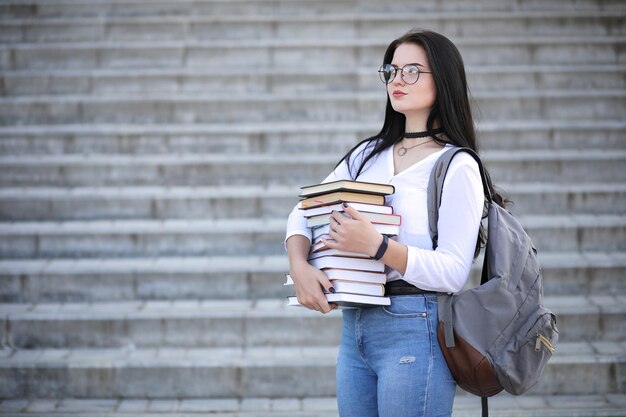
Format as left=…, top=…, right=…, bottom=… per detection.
left=285, top=29, right=500, bottom=417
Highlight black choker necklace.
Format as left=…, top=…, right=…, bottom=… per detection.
left=397, top=128, right=444, bottom=156
left=404, top=128, right=443, bottom=138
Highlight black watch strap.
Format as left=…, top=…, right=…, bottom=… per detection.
left=372, top=235, right=389, bottom=260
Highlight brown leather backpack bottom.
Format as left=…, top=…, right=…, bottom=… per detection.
left=437, top=322, right=504, bottom=397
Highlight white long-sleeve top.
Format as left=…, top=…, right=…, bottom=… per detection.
left=285, top=140, right=484, bottom=293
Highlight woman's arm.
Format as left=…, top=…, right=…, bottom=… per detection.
left=284, top=143, right=372, bottom=312
left=399, top=156, right=484, bottom=293
left=286, top=234, right=338, bottom=313
left=324, top=154, right=483, bottom=293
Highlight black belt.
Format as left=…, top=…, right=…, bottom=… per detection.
left=384, top=280, right=435, bottom=296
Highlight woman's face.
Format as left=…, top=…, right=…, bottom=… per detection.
left=386, top=42, right=436, bottom=119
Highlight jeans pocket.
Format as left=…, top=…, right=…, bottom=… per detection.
left=382, top=295, right=428, bottom=318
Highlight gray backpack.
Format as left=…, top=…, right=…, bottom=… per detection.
left=427, top=147, right=559, bottom=403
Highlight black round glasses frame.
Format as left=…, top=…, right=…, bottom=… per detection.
left=378, top=63, right=432, bottom=85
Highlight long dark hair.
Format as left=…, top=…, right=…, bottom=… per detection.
left=336, top=29, right=506, bottom=257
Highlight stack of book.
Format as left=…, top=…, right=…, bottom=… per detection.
left=286, top=180, right=400, bottom=308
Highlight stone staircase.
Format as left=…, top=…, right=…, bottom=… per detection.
left=0, top=0, right=625, bottom=416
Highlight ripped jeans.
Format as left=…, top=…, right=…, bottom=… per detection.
left=336, top=293, right=456, bottom=417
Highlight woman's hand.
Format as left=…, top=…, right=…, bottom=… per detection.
left=290, top=261, right=338, bottom=314
left=286, top=234, right=337, bottom=314
left=322, top=203, right=383, bottom=257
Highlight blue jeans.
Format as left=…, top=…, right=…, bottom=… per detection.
left=336, top=294, right=456, bottom=417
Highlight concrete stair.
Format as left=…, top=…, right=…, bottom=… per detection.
left=1, top=11, right=625, bottom=43
left=0, top=395, right=626, bottom=417
left=1, top=342, right=625, bottom=398
left=1, top=151, right=625, bottom=186
left=1, top=0, right=625, bottom=17
left=1, top=90, right=625, bottom=125
left=2, top=65, right=625, bottom=96
left=1, top=296, right=624, bottom=349
left=0, top=183, right=625, bottom=222
left=0, top=0, right=624, bottom=416
left=0, top=215, right=624, bottom=258
left=1, top=37, right=624, bottom=72
left=0, top=252, right=625, bottom=303
left=1, top=121, right=624, bottom=154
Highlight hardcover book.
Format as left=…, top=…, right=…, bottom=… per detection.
left=284, top=275, right=385, bottom=297
left=308, top=255, right=385, bottom=273
left=300, top=191, right=386, bottom=209
left=307, top=212, right=401, bottom=229
left=322, top=268, right=387, bottom=284
left=299, top=179, right=395, bottom=199
left=312, top=223, right=399, bottom=241
left=301, top=202, right=393, bottom=218
left=310, top=238, right=335, bottom=253
left=307, top=248, right=370, bottom=260
left=287, top=293, right=390, bottom=308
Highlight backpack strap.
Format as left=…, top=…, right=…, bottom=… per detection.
left=427, top=147, right=492, bottom=348
left=427, top=147, right=491, bottom=248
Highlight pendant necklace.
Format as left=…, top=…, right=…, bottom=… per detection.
left=397, top=128, right=444, bottom=156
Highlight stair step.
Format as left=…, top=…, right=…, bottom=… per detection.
left=0, top=342, right=623, bottom=398
left=0, top=295, right=623, bottom=349
left=1, top=12, right=624, bottom=43
left=3, top=65, right=624, bottom=96
left=0, top=394, right=625, bottom=417
left=1, top=90, right=624, bottom=124
left=1, top=36, right=623, bottom=71
left=0, top=253, right=624, bottom=303
left=0, top=121, right=624, bottom=156
left=0, top=182, right=623, bottom=221
left=1, top=149, right=623, bottom=163
left=3, top=10, right=625, bottom=24
left=0, top=151, right=624, bottom=186
left=0, top=215, right=623, bottom=258
left=1, top=0, right=625, bottom=19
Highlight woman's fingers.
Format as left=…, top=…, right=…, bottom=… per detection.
left=330, top=210, right=351, bottom=227
left=294, top=266, right=337, bottom=314
left=314, top=274, right=335, bottom=313
left=342, top=203, right=364, bottom=220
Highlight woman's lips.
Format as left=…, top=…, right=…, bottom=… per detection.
left=392, top=90, right=407, bottom=97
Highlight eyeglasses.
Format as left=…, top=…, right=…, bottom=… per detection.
left=378, top=63, right=432, bottom=85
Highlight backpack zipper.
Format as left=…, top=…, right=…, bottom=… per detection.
left=535, top=333, right=555, bottom=353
